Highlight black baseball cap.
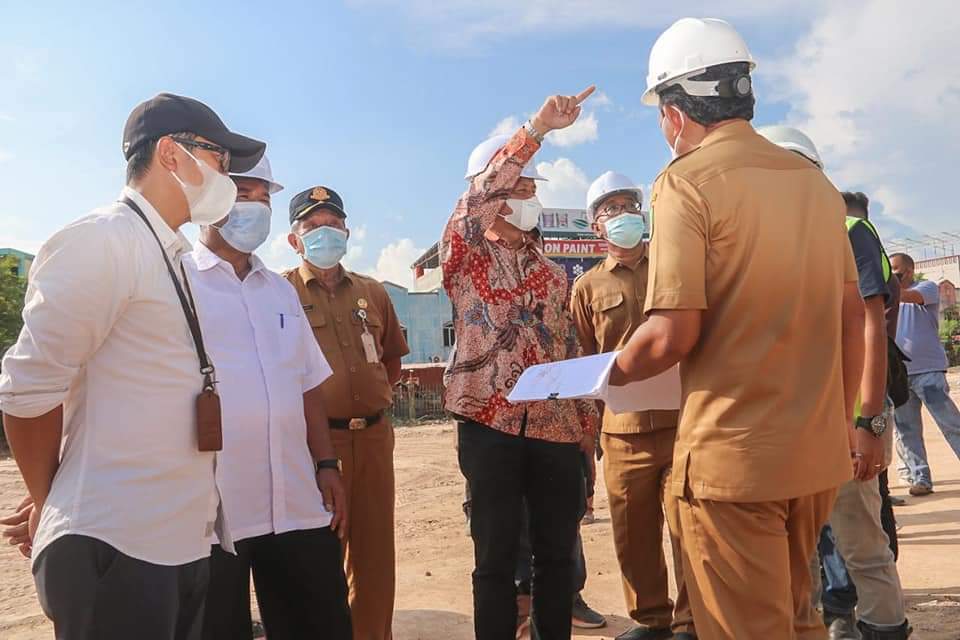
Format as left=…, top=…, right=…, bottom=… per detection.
left=289, top=186, right=347, bottom=224
left=122, top=93, right=266, bottom=173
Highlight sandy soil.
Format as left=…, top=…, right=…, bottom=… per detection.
left=2, top=384, right=960, bottom=639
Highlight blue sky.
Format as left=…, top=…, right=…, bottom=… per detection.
left=2, top=1, right=958, bottom=284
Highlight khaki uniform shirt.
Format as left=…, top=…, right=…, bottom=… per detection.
left=645, top=120, right=857, bottom=502
left=570, top=254, right=679, bottom=434
left=285, top=264, right=409, bottom=419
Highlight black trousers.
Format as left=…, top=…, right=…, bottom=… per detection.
left=202, top=527, right=351, bottom=640
left=457, top=418, right=583, bottom=640
left=516, top=453, right=590, bottom=596
left=33, top=534, right=209, bottom=640
left=878, top=469, right=899, bottom=560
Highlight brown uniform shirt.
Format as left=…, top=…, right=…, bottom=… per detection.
left=285, top=263, right=410, bottom=419
left=570, top=254, right=679, bottom=434
left=645, top=120, right=858, bottom=502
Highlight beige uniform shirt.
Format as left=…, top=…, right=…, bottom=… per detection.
left=645, top=120, right=858, bottom=502
left=570, top=254, right=679, bottom=434
left=285, top=264, right=409, bottom=419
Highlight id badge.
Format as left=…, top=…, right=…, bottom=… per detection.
left=196, top=389, right=223, bottom=452
left=361, top=331, right=379, bottom=364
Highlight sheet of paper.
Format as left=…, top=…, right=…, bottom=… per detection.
left=506, top=351, right=614, bottom=403
left=506, top=350, right=681, bottom=413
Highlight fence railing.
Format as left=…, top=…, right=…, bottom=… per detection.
left=389, top=382, right=447, bottom=422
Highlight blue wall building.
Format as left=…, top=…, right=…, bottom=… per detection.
left=382, top=282, right=455, bottom=364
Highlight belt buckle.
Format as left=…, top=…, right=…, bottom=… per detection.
left=348, top=418, right=367, bottom=431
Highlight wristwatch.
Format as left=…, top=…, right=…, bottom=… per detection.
left=523, top=119, right=546, bottom=144
left=855, top=415, right=887, bottom=437
left=315, top=458, right=341, bottom=473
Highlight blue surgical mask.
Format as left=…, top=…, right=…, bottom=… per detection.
left=604, top=213, right=647, bottom=249
left=301, top=226, right=348, bottom=269
left=216, top=201, right=272, bottom=253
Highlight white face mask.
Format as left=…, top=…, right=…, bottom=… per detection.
left=503, top=196, right=543, bottom=231
left=665, top=106, right=686, bottom=160
left=171, top=143, right=238, bottom=226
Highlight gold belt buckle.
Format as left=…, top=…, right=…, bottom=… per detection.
left=348, top=418, right=366, bottom=431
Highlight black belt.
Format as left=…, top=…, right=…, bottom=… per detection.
left=329, top=411, right=384, bottom=430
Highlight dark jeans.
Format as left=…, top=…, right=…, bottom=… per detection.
left=33, top=534, right=209, bottom=640
left=516, top=453, right=589, bottom=596
left=202, top=528, right=351, bottom=640
left=819, top=470, right=899, bottom=615
left=458, top=417, right=583, bottom=640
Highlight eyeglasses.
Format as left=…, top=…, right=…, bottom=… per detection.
left=595, top=201, right=642, bottom=222
left=169, top=136, right=231, bottom=172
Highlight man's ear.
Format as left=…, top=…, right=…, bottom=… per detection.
left=155, top=137, right=180, bottom=172
left=288, top=232, right=302, bottom=254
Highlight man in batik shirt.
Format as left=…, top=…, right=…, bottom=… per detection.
left=442, top=86, right=600, bottom=640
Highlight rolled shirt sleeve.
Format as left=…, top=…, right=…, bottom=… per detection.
left=848, top=223, right=889, bottom=301
left=0, top=217, right=134, bottom=418
left=644, top=173, right=710, bottom=314
left=915, top=280, right=939, bottom=305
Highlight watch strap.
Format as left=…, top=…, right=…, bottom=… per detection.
left=524, top=120, right=545, bottom=144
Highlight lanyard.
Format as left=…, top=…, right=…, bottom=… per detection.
left=121, top=197, right=216, bottom=392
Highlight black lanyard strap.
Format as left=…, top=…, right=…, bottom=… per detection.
left=121, top=196, right=216, bottom=392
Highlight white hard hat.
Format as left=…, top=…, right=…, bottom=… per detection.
left=464, top=134, right=547, bottom=181
left=586, top=171, right=643, bottom=221
left=230, top=154, right=284, bottom=194
left=757, top=125, right=823, bottom=168
left=642, top=18, right=756, bottom=106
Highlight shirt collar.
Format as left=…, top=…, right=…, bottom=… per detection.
left=602, top=251, right=647, bottom=273
left=697, top=119, right=755, bottom=150
left=120, top=186, right=192, bottom=255
left=299, top=261, right=354, bottom=288
left=192, top=241, right=267, bottom=277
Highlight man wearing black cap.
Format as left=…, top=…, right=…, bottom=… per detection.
left=284, top=186, right=409, bottom=640
left=0, top=93, right=264, bottom=640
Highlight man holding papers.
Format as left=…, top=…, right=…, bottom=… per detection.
left=442, top=87, right=600, bottom=640
left=570, top=172, right=694, bottom=640
left=609, top=18, right=863, bottom=639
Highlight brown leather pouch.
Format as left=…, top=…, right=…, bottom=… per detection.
left=196, top=389, right=223, bottom=452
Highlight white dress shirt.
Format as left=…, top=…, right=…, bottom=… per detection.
left=0, top=187, right=223, bottom=567
left=183, top=242, right=333, bottom=542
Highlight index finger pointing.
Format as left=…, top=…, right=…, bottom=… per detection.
left=574, top=85, right=597, bottom=105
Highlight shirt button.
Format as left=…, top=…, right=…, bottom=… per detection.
left=336, top=316, right=342, bottom=323
left=342, top=340, right=349, bottom=346
left=353, top=394, right=360, bottom=401
left=350, top=366, right=357, bottom=373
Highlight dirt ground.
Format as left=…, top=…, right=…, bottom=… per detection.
left=2, top=386, right=960, bottom=639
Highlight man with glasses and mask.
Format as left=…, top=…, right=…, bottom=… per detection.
left=284, top=186, right=409, bottom=640
left=0, top=93, right=263, bottom=639
left=570, top=172, right=694, bottom=640
left=442, top=87, right=601, bottom=640
left=185, top=157, right=351, bottom=640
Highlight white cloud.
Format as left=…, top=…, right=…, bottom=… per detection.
left=348, top=1, right=821, bottom=51
left=262, top=232, right=301, bottom=273
left=364, top=238, right=424, bottom=288
left=591, top=91, right=612, bottom=108
left=534, top=158, right=591, bottom=209
left=488, top=115, right=521, bottom=137
left=545, top=111, right=598, bottom=147
left=763, top=1, right=959, bottom=239
left=0, top=150, right=12, bottom=163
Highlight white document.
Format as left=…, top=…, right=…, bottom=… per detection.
left=506, top=350, right=681, bottom=414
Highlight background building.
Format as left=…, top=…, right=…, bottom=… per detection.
left=382, top=281, right=455, bottom=365
left=0, top=248, right=34, bottom=279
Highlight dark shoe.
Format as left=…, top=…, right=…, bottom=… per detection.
left=616, top=627, right=673, bottom=640
left=889, top=495, right=907, bottom=507
left=908, top=484, right=933, bottom=496
left=673, top=633, right=697, bottom=640
left=824, top=610, right=861, bottom=640
left=856, top=619, right=911, bottom=639
left=571, top=593, right=606, bottom=628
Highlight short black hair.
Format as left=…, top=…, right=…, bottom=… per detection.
left=890, top=252, right=915, bottom=269
left=842, top=191, right=870, bottom=218
left=658, top=62, right=755, bottom=126
left=125, top=131, right=195, bottom=184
